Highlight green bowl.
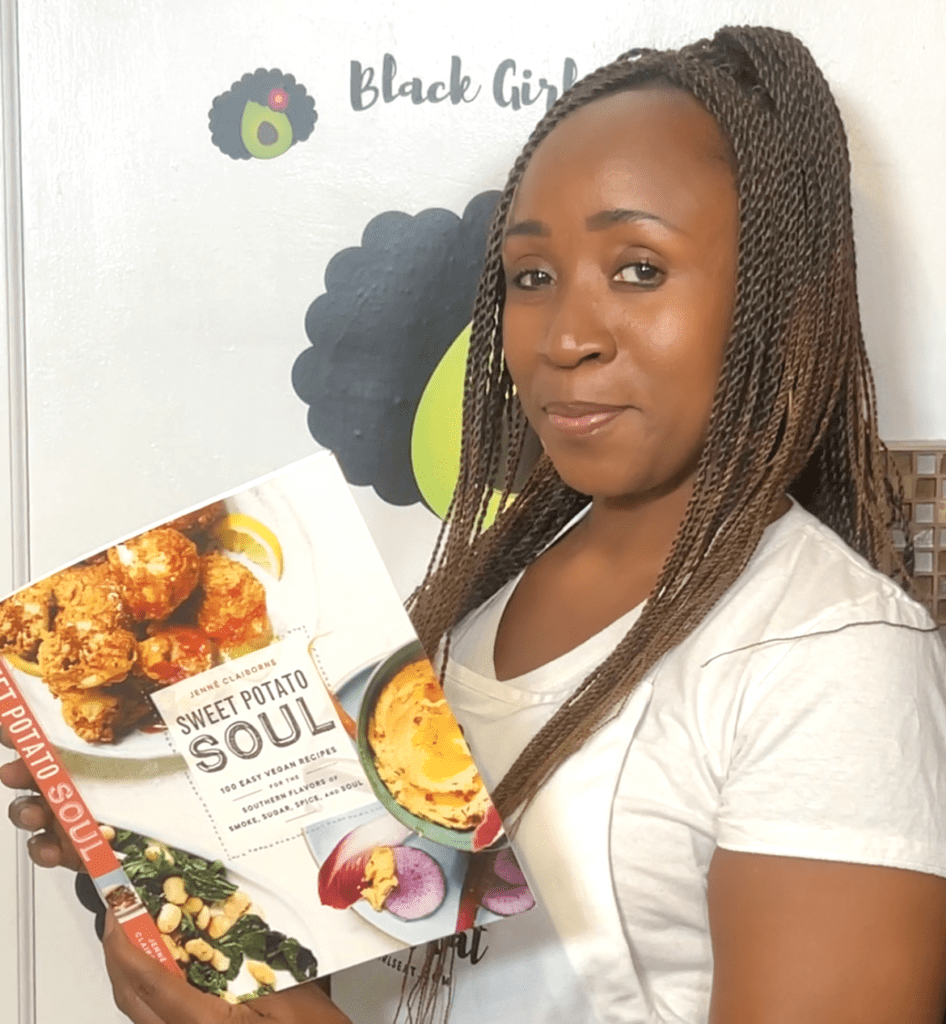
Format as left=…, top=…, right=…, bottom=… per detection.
left=356, top=641, right=479, bottom=852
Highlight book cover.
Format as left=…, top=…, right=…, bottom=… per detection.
left=0, top=452, right=534, bottom=1003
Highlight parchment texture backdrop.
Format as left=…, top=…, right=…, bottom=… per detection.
left=2, top=1, right=945, bottom=1022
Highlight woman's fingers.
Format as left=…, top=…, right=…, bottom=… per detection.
left=1, top=726, right=42, bottom=801
left=26, top=829, right=81, bottom=869
left=103, top=914, right=232, bottom=1024
left=0, top=723, right=40, bottom=793
left=248, top=982, right=352, bottom=1022
left=0, top=755, right=38, bottom=791
left=6, top=792, right=83, bottom=870
left=2, top=729, right=84, bottom=870
left=8, top=793, right=53, bottom=831
left=103, top=914, right=352, bottom=1024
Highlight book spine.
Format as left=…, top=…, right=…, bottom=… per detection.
left=0, top=660, right=183, bottom=977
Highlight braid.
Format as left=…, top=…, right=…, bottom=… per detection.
left=409, top=25, right=907, bottom=822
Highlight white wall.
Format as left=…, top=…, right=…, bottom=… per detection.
left=3, top=1, right=945, bottom=1021
left=2, top=1, right=27, bottom=1021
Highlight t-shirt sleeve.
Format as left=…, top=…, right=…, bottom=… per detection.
left=715, top=622, right=946, bottom=877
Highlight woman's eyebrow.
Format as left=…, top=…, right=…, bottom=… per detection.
left=585, top=208, right=675, bottom=231
left=504, top=208, right=676, bottom=239
left=504, top=219, right=549, bottom=238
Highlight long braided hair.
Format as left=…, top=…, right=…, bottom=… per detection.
left=407, top=24, right=908, bottom=833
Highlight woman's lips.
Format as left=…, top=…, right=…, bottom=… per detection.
left=542, top=401, right=630, bottom=436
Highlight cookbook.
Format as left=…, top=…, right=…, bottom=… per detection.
left=0, top=452, right=533, bottom=1003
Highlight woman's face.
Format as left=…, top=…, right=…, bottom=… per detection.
left=501, top=86, right=739, bottom=503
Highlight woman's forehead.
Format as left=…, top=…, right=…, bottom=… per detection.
left=509, top=87, right=736, bottom=229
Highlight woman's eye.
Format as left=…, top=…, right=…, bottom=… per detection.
left=511, top=268, right=554, bottom=290
left=614, top=261, right=664, bottom=286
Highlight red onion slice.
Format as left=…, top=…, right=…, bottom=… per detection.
left=318, top=815, right=411, bottom=909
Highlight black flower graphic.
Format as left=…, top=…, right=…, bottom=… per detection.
left=292, top=191, right=501, bottom=506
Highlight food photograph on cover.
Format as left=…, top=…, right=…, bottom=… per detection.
left=0, top=454, right=533, bottom=1002
left=0, top=500, right=270, bottom=750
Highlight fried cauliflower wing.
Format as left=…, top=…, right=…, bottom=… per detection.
left=49, top=562, right=130, bottom=632
left=60, top=682, right=151, bottom=744
left=139, top=626, right=217, bottom=685
left=107, top=528, right=200, bottom=621
left=60, top=687, right=123, bottom=743
left=0, top=582, right=53, bottom=659
left=196, top=553, right=270, bottom=655
left=8, top=512, right=273, bottom=745
left=165, top=501, right=227, bottom=539
left=38, top=622, right=138, bottom=694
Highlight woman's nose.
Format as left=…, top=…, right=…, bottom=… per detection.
left=540, top=279, right=617, bottom=368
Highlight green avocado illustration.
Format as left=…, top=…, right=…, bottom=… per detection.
left=411, top=325, right=511, bottom=526
left=240, top=100, right=293, bottom=159
left=412, top=325, right=468, bottom=518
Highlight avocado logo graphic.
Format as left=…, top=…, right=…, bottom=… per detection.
left=293, top=192, right=508, bottom=515
left=210, top=69, right=317, bottom=160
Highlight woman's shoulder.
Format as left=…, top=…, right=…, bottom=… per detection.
left=717, top=500, right=935, bottom=637
left=654, top=504, right=946, bottom=784
left=658, top=501, right=943, bottom=698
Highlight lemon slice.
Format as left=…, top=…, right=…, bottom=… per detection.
left=225, top=636, right=274, bottom=660
left=224, top=620, right=276, bottom=660
left=3, top=652, right=44, bottom=677
left=212, top=514, right=284, bottom=579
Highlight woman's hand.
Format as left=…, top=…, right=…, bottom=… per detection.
left=103, top=914, right=351, bottom=1024
left=0, top=725, right=83, bottom=870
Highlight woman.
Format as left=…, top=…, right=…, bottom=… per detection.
left=5, top=25, right=946, bottom=1024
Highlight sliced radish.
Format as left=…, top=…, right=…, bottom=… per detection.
left=384, top=847, right=446, bottom=921
left=480, top=883, right=535, bottom=917
left=491, top=847, right=526, bottom=887
left=318, top=816, right=411, bottom=909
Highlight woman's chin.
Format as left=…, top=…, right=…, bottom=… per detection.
left=548, top=460, right=651, bottom=502
left=548, top=455, right=697, bottom=509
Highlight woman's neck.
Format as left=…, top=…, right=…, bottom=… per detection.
left=577, top=480, right=697, bottom=570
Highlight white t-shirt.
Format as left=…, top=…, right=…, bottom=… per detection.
left=333, top=503, right=946, bottom=1023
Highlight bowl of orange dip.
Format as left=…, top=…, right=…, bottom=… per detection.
left=357, top=641, right=492, bottom=851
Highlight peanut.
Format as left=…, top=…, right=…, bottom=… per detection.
left=210, top=949, right=230, bottom=973
left=162, top=876, right=187, bottom=906
left=247, top=960, right=276, bottom=988
left=161, top=934, right=190, bottom=963
left=156, top=903, right=182, bottom=934
left=145, top=843, right=174, bottom=866
left=223, top=891, right=251, bottom=919
left=183, top=938, right=215, bottom=963
left=206, top=914, right=234, bottom=939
